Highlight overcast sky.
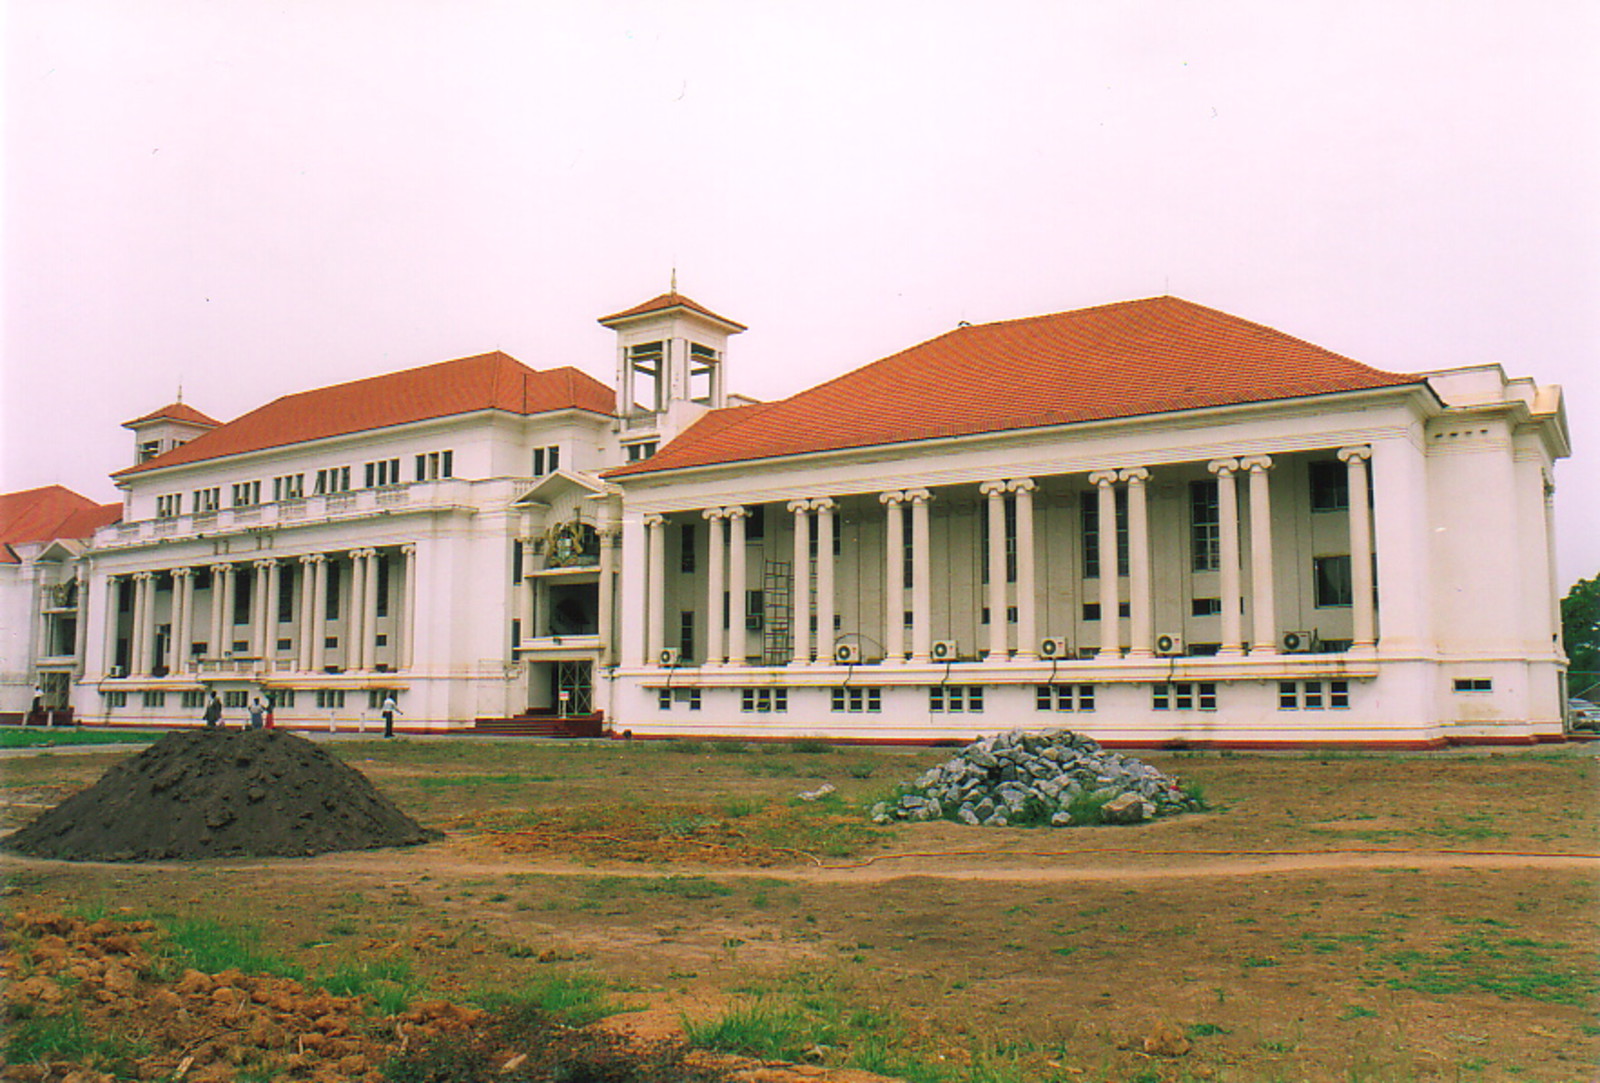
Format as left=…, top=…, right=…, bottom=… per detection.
left=4, top=1, right=1596, bottom=587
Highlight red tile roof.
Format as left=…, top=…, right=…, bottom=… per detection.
left=115, top=352, right=616, bottom=478
left=0, top=486, right=122, bottom=563
left=607, top=296, right=1422, bottom=478
left=597, top=291, right=747, bottom=332
left=122, top=402, right=222, bottom=429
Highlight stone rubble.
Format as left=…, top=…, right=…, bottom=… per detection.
left=871, top=729, right=1200, bottom=827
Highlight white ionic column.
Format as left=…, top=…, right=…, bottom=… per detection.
left=219, top=564, right=237, bottom=657
left=310, top=555, right=329, bottom=672
left=980, top=480, right=1009, bottom=661
left=360, top=549, right=380, bottom=671
left=1209, top=460, right=1243, bottom=656
left=265, top=560, right=282, bottom=664
left=907, top=488, right=933, bottom=663
left=645, top=514, right=666, bottom=664
left=74, top=569, right=91, bottom=673
left=208, top=564, right=228, bottom=658
left=129, top=573, right=149, bottom=676
left=811, top=499, right=836, bottom=664
left=1089, top=471, right=1121, bottom=658
left=171, top=568, right=193, bottom=674
left=1120, top=468, right=1152, bottom=658
left=1241, top=455, right=1277, bottom=655
left=251, top=560, right=273, bottom=660
left=298, top=556, right=319, bottom=671
left=787, top=500, right=811, bottom=665
left=703, top=508, right=727, bottom=666
left=517, top=537, right=535, bottom=644
left=139, top=572, right=159, bottom=676
left=1340, top=446, right=1375, bottom=650
left=879, top=492, right=905, bottom=662
left=597, top=530, right=617, bottom=666
left=347, top=551, right=369, bottom=671
left=102, top=576, right=121, bottom=676
left=1009, top=479, right=1038, bottom=661
left=725, top=509, right=747, bottom=666
left=399, top=544, right=418, bottom=671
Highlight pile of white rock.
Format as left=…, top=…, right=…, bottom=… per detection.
left=871, top=729, right=1200, bottom=827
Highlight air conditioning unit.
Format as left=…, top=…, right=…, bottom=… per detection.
left=657, top=647, right=681, bottom=667
left=108, top=666, right=125, bottom=678
left=1282, top=631, right=1314, bottom=653
left=930, top=640, right=959, bottom=663
left=834, top=643, right=863, bottom=664
left=1154, top=632, right=1185, bottom=656
left=1039, top=637, right=1071, bottom=660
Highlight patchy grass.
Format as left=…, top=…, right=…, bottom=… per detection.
left=474, top=972, right=618, bottom=1027
left=3, top=1008, right=148, bottom=1076
left=1382, top=929, right=1598, bottom=1005
left=155, top=917, right=306, bottom=980
left=0, top=727, right=161, bottom=749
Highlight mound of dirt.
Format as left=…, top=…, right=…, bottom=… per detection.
left=1, top=729, right=440, bottom=862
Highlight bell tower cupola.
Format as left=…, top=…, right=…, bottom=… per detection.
left=121, top=400, right=221, bottom=467
left=597, top=284, right=746, bottom=453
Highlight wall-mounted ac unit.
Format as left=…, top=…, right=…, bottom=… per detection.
left=1039, top=637, right=1071, bottom=660
left=1154, top=632, right=1185, bottom=656
left=834, top=643, right=863, bottom=664
left=657, top=647, right=681, bottom=667
left=108, top=666, right=125, bottom=678
left=930, top=640, right=959, bottom=663
left=1282, top=631, right=1314, bottom=653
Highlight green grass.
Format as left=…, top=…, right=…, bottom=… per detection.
left=0, top=726, right=161, bottom=748
left=320, top=957, right=424, bottom=1014
left=156, top=917, right=306, bottom=980
left=1382, top=930, right=1597, bottom=1005
left=475, top=972, right=617, bottom=1027
left=3, top=1009, right=148, bottom=1074
left=412, top=773, right=557, bottom=789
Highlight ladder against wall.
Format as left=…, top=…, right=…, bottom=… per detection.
left=763, top=561, right=791, bottom=666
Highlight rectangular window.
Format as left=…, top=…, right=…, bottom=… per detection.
left=746, top=504, right=765, bottom=540
left=1279, top=681, right=1298, bottom=710
left=1330, top=680, right=1350, bottom=709
left=679, top=611, right=695, bottom=662
left=1191, top=597, right=1222, bottom=617
left=628, top=341, right=665, bottom=413
left=277, top=564, right=295, bottom=623
left=276, top=638, right=292, bottom=651
left=142, top=691, right=165, bottom=708
left=902, top=507, right=914, bottom=589
left=625, top=441, right=658, bottom=462
left=156, top=494, right=182, bottom=519
left=365, top=458, right=402, bottom=488
left=1453, top=678, right=1493, bottom=692
left=1037, top=684, right=1097, bottom=712
left=740, top=688, right=788, bottom=713
left=1153, top=682, right=1214, bottom=711
left=1082, top=602, right=1102, bottom=621
left=1314, top=555, right=1353, bottom=608
left=658, top=688, right=672, bottom=710
left=831, top=687, right=882, bottom=713
left=1309, top=460, right=1349, bottom=512
left=689, top=343, right=717, bottom=403
left=192, top=487, right=221, bottom=514
left=316, top=689, right=346, bottom=709
left=104, top=691, right=127, bottom=708
left=417, top=451, right=454, bottom=481
left=745, top=590, right=764, bottom=632
left=325, top=560, right=341, bottom=620
left=375, top=554, right=390, bottom=618
left=1190, top=480, right=1220, bottom=572
left=181, top=690, right=206, bottom=709
left=224, top=690, right=248, bottom=709
left=674, top=688, right=701, bottom=711
left=680, top=523, right=697, bottom=573
left=274, top=690, right=296, bottom=708
left=930, top=686, right=983, bottom=713
left=273, top=474, right=304, bottom=501
left=139, top=440, right=161, bottom=463
left=313, top=467, right=352, bottom=494
left=233, top=575, right=252, bottom=626
left=1303, top=681, right=1323, bottom=710
left=1197, top=682, right=1217, bottom=711
left=1080, top=489, right=1129, bottom=578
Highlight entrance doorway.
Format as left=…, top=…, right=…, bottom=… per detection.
left=555, top=661, right=593, bottom=715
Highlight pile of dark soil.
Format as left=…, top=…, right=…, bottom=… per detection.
left=1, top=729, right=440, bottom=862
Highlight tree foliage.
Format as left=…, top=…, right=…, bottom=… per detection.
left=1562, top=575, right=1600, bottom=697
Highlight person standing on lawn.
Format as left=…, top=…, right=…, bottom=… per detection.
left=203, top=693, right=223, bottom=728
left=381, top=693, right=400, bottom=738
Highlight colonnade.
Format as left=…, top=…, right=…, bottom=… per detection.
left=106, top=545, right=416, bottom=678
left=637, top=447, right=1378, bottom=667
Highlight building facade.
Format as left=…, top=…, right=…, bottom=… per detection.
left=0, top=293, right=1573, bottom=744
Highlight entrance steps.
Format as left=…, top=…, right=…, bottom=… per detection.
left=470, top=713, right=605, bottom=738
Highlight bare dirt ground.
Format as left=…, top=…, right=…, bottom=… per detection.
left=3, top=737, right=1597, bottom=1082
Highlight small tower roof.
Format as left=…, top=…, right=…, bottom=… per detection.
left=597, top=291, right=746, bottom=333
left=122, top=402, right=222, bottom=429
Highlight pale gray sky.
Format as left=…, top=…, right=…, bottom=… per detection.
left=4, top=1, right=1597, bottom=587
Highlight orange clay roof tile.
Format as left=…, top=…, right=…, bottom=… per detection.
left=0, top=486, right=121, bottom=562
left=597, top=291, right=747, bottom=331
left=115, top=351, right=615, bottom=477
left=122, top=402, right=222, bottom=429
left=606, top=296, right=1421, bottom=478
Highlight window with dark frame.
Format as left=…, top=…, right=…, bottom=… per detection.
left=1309, top=460, right=1350, bottom=512
left=1314, top=555, right=1354, bottom=608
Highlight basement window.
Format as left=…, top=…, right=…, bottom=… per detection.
left=1036, top=685, right=1095, bottom=712
left=1453, top=678, right=1492, bottom=693
left=930, top=686, right=984, bottom=714
left=830, top=687, right=882, bottom=713
left=740, top=688, right=787, bottom=713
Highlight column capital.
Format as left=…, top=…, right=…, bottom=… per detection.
left=1006, top=477, right=1037, bottom=494
left=979, top=479, right=1009, bottom=497
left=721, top=505, right=748, bottom=520
left=299, top=552, right=325, bottom=566
left=1239, top=454, right=1274, bottom=472
left=210, top=562, right=232, bottom=574
left=1337, top=445, right=1372, bottom=463
left=1117, top=467, right=1150, bottom=485
left=808, top=497, right=836, bottom=512
left=133, top=570, right=154, bottom=582
left=702, top=506, right=728, bottom=521
left=1207, top=458, right=1239, bottom=477
left=252, top=558, right=276, bottom=570
left=903, top=487, right=933, bottom=504
left=643, top=513, right=666, bottom=528
left=172, top=566, right=194, bottom=579
left=350, top=547, right=377, bottom=559
left=400, top=542, right=417, bottom=556
left=785, top=499, right=811, bottom=514
left=878, top=490, right=905, bottom=506
left=1087, top=469, right=1120, bottom=487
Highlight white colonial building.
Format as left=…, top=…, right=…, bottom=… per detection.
left=0, top=292, right=1574, bottom=745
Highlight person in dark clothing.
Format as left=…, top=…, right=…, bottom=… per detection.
left=381, top=693, right=400, bottom=738
left=203, top=693, right=223, bottom=728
